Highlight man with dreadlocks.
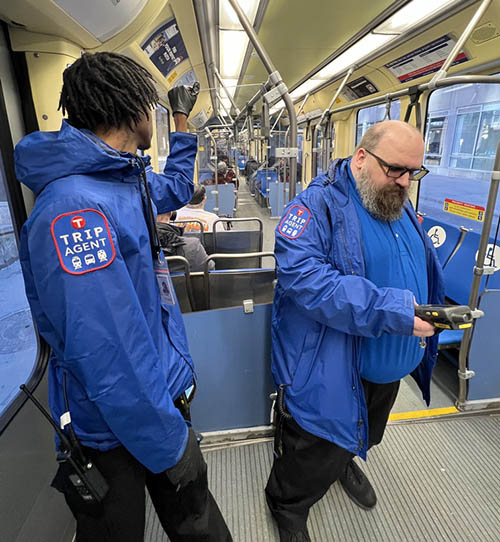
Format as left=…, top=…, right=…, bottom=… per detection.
left=15, top=52, right=232, bottom=542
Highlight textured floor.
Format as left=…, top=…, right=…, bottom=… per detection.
left=146, top=416, right=500, bottom=542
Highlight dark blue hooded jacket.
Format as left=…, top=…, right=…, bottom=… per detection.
left=272, top=159, right=444, bottom=459
left=16, top=120, right=197, bottom=473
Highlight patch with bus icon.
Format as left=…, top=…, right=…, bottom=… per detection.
left=278, top=205, right=311, bottom=240
left=51, top=209, right=116, bottom=275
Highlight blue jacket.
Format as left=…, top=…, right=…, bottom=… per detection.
left=16, top=120, right=198, bottom=473
left=272, top=159, right=444, bottom=459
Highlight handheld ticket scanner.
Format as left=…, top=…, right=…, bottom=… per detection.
left=415, top=304, right=484, bottom=331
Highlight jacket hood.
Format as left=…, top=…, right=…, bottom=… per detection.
left=15, top=119, right=150, bottom=195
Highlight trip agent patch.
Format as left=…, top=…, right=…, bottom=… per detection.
left=51, top=209, right=116, bottom=275
left=278, top=205, right=311, bottom=239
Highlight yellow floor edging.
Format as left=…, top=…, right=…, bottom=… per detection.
left=389, top=406, right=459, bottom=421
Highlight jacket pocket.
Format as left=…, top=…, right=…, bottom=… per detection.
left=292, top=324, right=326, bottom=391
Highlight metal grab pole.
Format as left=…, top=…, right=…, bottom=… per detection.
left=214, top=67, right=241, bottom=116
left=205, top=128, right=219, bottom=213
left=319, top=67, right=355, bottom=125
left=271, top=107, right=285, bottom=133
left=457, top=140, right=500, bottom=407
left=431, top=0, right=493, bottom=83
left=227, top=0, right=298, bottom=199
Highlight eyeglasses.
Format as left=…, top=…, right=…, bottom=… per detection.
left=364, top=149, right=429, bottom=181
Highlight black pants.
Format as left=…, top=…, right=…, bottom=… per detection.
left=54, top=400, right=232, bottom=542
left=265, top=379, right=400, bottom=532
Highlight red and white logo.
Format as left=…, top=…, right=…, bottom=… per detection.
left=297, top=209, right=304, bottom=216
left=71, top=216, right=86, bottom=229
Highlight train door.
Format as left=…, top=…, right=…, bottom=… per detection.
left=0, top=25, right=74, bottom=541
left=418, top=80, right=500, bottom=405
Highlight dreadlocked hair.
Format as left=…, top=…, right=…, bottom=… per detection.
left=58, top=52, right=159, bottom=131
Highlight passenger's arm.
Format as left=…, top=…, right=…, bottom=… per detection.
left=146, top=126, right=198, bottom=213
left=26, top=204, right=188, bottom=473
left=275, top=202, right=414, bottom=338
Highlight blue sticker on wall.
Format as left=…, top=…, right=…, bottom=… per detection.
left=278, top=205, right=311, bottom=239
left=51, top=209, right=116, bottom=275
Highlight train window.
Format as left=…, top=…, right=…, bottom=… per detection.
left=156, top=104, right=170, bottom=171
left=424, top=116, right=447, bottom=165
left=0, top=154, right=38, bottom=417
left=315, top=124, right=324, bottom=175
left=297, top=129, right=303, bottom=167
left=355, top=101, right=401, bottom=145
left=418, top=82, right=500, bottom=232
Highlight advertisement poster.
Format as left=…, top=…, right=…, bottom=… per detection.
left=142, top=18, right=188, bottom=78
left=385, top=35, right=468, bottom=83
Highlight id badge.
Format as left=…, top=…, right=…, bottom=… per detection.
left=154, top=255, right=176, bottom=306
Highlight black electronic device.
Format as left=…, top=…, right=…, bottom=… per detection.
left=20, top=384, right=109, bottom=504
left=414, top=304, right=483, bottom=331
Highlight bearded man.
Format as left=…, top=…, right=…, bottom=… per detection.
left=265, top=120, right=444, bottom=542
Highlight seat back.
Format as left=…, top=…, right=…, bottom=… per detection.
left=212, top=218, right=263, bottom=268
left=171, top=220, right=205, bottom=244
left=204, top=252, right=276, bottom=309
left=166, top=256, right=194, bottom=313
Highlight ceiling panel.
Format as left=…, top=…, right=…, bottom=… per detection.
left=234, top=0, right=395, bottom=108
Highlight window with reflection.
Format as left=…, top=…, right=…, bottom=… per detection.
left=424, top=116, right=447, bottom=165
left=355, top=101, right=401, bottom=145
left=419, top=82, right=500, bottom=233
left=156, top=104, right=170, bottom=172
left=315, top=125, right=324, bottom=176
left=0, top=153, right=38, bottom=416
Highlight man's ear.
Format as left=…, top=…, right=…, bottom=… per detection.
left=352, top=147, right=367, bottom=171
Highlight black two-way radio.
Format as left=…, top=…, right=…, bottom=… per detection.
left=20, top=384, right=109, bottom=504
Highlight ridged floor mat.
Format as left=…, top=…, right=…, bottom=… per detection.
left=146, top=416, right=500, bottom=541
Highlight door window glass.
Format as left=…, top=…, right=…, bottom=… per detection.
left=0, top=153, right=38, bottom=416
left=355, top=101, right=401, bottom=145
left=419, top=82, right=500, bottom=233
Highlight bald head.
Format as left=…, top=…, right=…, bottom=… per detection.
left=356, top=120, right=423, bottom=155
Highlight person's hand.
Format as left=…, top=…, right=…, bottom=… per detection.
left=413, top=316, right=435, bottom=337
left=168, top=82, right=200, bottom=117
left=413, top=300, right=435, bottom=337
left=164, top=427, right=206, bottom=491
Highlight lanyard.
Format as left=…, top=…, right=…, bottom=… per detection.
left=137, top=156, right=162, bottom=262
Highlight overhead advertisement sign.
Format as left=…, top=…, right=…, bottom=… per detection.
left=385, top=35, right=468, bottom=84
left=443, top=198, right=485, bottom=222
left=142, top=18, right=188, bottom=78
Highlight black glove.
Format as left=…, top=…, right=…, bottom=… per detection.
left=165, top=427, right=206, bottom=491
left=168, top=82, right=200, bottom=117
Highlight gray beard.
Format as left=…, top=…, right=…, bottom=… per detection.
left=356, top=169, right=408, bottom=222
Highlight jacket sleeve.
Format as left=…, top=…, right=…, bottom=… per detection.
left=26, top=204, right=188, bottom=473
left=275, top=199, right=414, bottom=338
left=147, top=132, right=198, bottom=213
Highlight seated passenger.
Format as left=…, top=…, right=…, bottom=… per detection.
left=175, top=185, right=225, bottom=232
left=210, top=161, right=238, bottom=188
left=157, top=211, right=214, bottom=272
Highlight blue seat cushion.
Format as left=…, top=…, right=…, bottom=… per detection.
left=438, top=329, right=464, bottom=346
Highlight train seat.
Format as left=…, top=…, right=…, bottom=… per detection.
left=198, top=170, right=213, bottom=184
left=269, top=181, right=304, bottom=218
left=437, top=329, right=464, bottom=349
left=166, top=256, right=195, bottom=313
left=204, top=183, right=235, bottom=217
left=422, top=216, right=500, bottom=306
left=204, top=253, right=276, bottom=310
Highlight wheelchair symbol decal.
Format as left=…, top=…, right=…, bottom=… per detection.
left=427, top=226, right=446, bottom=248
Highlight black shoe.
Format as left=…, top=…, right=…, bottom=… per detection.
left=278, top=525, right=311, bottom=542
left=338, top=459, right=377, bottom=510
